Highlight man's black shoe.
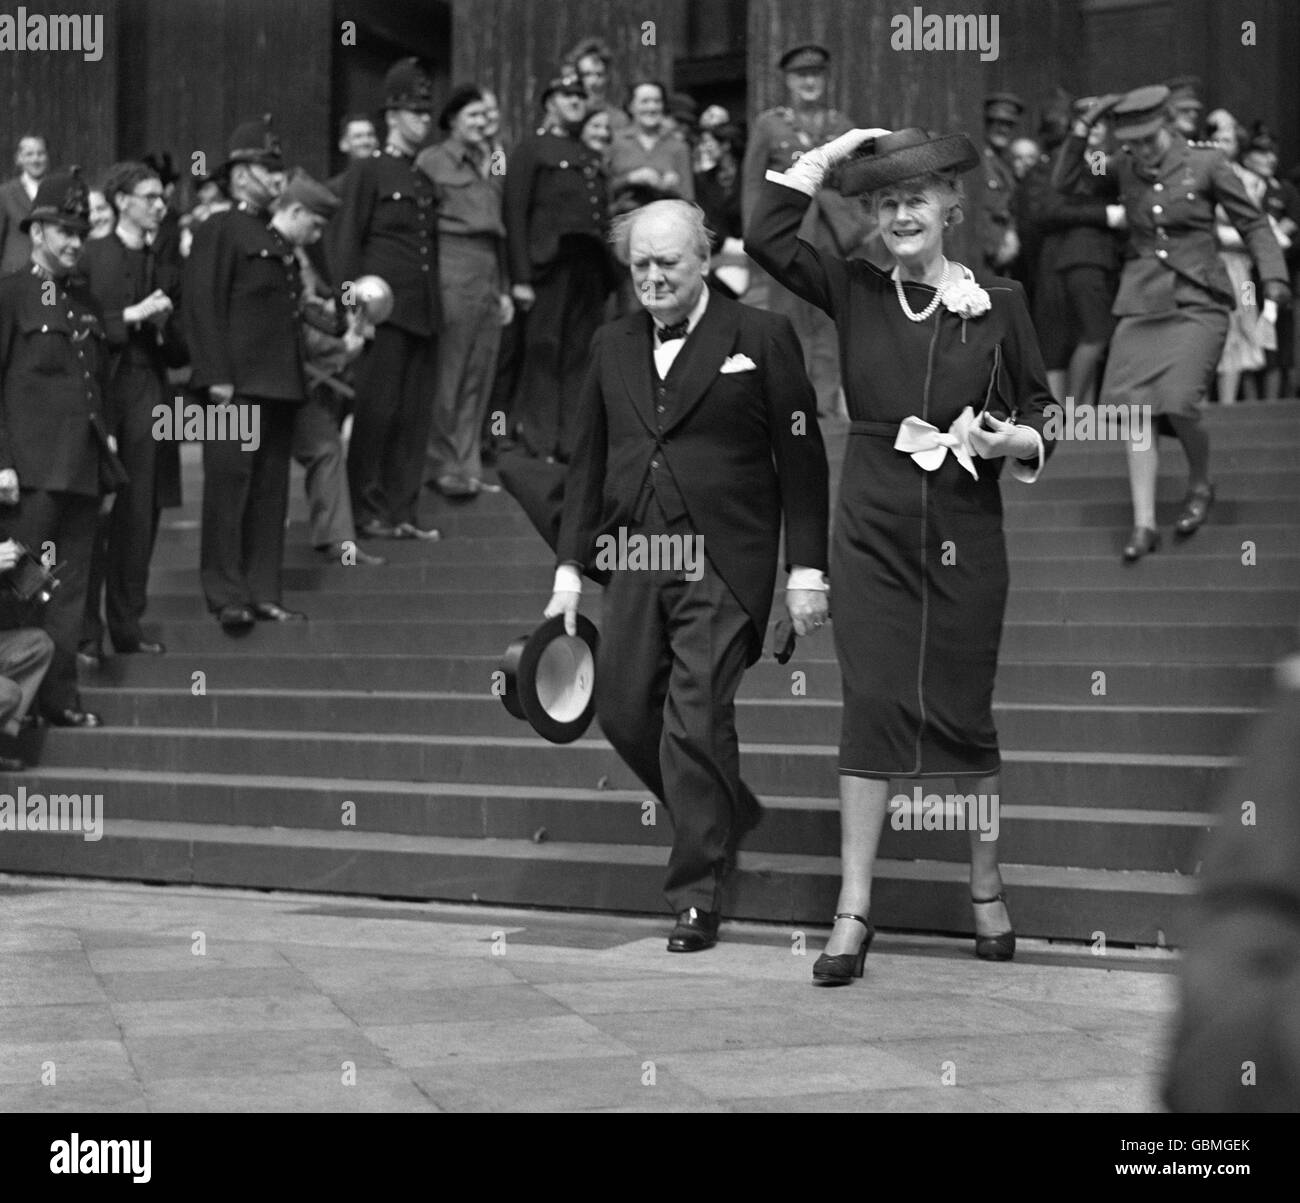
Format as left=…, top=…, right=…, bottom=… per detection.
left=356, top=518, right=398, bottom=539
left=0, top=754, right=26, bottom=772
left=393, top=521, right=442, bottom=541
left=252, top=602, right=307, bottom=622
left=114, top=639, right=165, bottom=655
left=44, top=707, right=102, bottom=729
left=667, top=907, right=720, bottom=953
left=76, top=643, right=104, bottom=670
left=218, top=604, right=256, bottom=633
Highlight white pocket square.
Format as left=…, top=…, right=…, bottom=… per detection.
left=719, top=354, right=757, bottom=374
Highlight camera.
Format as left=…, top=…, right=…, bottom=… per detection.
left=0, top=540, right=60, bottom=604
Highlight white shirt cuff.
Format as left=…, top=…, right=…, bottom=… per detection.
left=787, top=566, right=828, bottom=591
left=1007, top=426, right=1046, bottom=484
left=766, top=167, right=816, bottom=197
left=552, top=565, right=583, bottom=594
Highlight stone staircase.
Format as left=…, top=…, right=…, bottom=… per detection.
left=2, top=404, right=1296, bottom=947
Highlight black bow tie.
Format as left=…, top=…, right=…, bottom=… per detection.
left=657, top=319, right=689, bottom=344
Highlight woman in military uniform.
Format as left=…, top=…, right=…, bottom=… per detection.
left=1056, top=86, right=1290, bottom=561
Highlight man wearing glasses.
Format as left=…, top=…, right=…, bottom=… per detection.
left=78, top=161, right=173, bottom=666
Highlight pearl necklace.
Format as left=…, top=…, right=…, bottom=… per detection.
left=894, top=260, right=951, bottom=322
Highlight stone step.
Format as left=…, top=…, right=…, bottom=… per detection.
left=79, top=687, right=1260, bottom=757
left=93, top=652, right=1275, bottom=705
left=114, top=617, right=1296, bottom=661
left=0, top=768, right=1214, bottom=874
left=129, top=585, right=1300, bottom=625
left=24, top=727, right=1231, bottom=810
left=0, top=819, right=1196, bottom=944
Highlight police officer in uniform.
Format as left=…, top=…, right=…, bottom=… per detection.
left=503, top=73, right=610, bottom=462
left=741, top=44, right=868, bottom=418
left=184, top=119, right=337, bottom=630
left=1056, top=86, right=1289, bottom=561
left=328, top=58, right=442, bottom=540
left=973, top=92, right=1023, bottom=277
left=0, top=169, right=112, bottom=726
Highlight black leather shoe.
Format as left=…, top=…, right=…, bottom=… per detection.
left=393, top=521, right=442, bottom=542
left=252, top=602, right=307, bottom=622
left=114, top=639, right=165, bottom=655
left=666, top=907, right=720, bottom=953
left=356, top=518, right=398, bottom=539
left=972, top=891, right=1016, bottom=961
left=76, top=643, right=104, bottom=670
left=1122, top=526, right=1161, bottom=562
left=316, top=542, right=386, bottom=566
left=44, top=707, right=102, bottom=729
left=812, top=912, right=874, bottom=986
left=0, top=754, right=26, bottom=772
left=218, top=604, right=256, bottom=633
left=1174, top=483, right=1215, bottom=537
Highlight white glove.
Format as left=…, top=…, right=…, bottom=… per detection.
left=1263, top=299, right=1279, bottom=325
left=781, top=128, right=891, bottom=194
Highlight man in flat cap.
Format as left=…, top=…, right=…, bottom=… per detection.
left=742, top=44, right=869, bottom=418
left=328, top=57, right=442, bottom=541
left=184, top=120, right=333, bottom=631
left=972, top=92, right=1024, bottom=276
left=503, top=72, right=611, bottom=461
left=0, top=168, right=114, bottom=727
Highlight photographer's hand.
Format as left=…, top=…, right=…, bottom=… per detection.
left=0, top=538, right=19, bottom=572
left=0, top=468, right=19, bottom=506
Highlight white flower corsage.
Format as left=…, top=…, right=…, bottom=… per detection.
left=942, top=267, right=992, bottom=341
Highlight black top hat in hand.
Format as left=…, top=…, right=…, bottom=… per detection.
left=499, top=614, right=599, bottom=744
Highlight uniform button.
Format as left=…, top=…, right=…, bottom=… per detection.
left=559, top=160, right=569, bottom=168
left=1152, top=204, right=1163, bottom=214
left=422, top=265, right=429, bottom=272
left=1153, top=183, right=1163, bottom=191
left=1156, top=249, right=1168, bottom=259
left=1187, top=192, right=1196, bottom=200
left=651, top=459, right=659, bottom=469
left=40, top=324, right=49, bottom=332
left=1157, top=228, right=1168, bottom=238
left=657, top=404, right=665, bottom=413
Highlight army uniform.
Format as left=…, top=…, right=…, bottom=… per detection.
left=972, top=94, right=1023, bottom=277
left=503, top=123, right=609, bottom=460
left=741, top=54, right=869, bottom=417
left=1055, top=123, right=1287, bottom=419
left=0, top=262, right=109, bottom=718
left=184, top=199, right=307, bottom=613
left=328, top=145, right=440, bottom=528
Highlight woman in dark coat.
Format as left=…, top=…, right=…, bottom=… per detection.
left=747, top=127, right=1056, bottom=984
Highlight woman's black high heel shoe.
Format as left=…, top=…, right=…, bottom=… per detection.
left=812, top=913, right=874, bottom=986
left=971, top=891, right=1016, bottom=961
left=1122, top=526, right=1161, bottom=562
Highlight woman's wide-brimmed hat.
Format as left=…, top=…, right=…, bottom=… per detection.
left=839, top=128, right=980, bottom=196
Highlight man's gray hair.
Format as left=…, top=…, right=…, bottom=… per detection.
left=609, top=199, right=713, bottom=263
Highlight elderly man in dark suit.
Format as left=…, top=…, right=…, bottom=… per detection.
left=0, top=134, right=50, bottom=275
left=0, top=169, right=112, bottom=728
left=546, top=199, right=830, bottom=952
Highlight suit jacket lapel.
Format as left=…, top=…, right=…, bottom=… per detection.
left=661, top=293, right=739, bottom=435
left=619, top=314, right=658, bottom=433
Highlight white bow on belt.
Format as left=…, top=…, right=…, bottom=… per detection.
left=894, top=406, right=980, bottom=479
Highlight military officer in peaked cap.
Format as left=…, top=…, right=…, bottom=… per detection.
left=184, top=118, right=336, bottom=632
left=0, top=169, right=114, bottom=726
left=1056, top=85, right=1289, bottom=561
left=503, top=72, right=611, bottom=462
left=1163, top=75, right=1205, bottom=142
left=971, top=92, right=1024, bottom=277
left=741, top=44, right=869, bottom=418
left=328, top=57, right=443, bottom=540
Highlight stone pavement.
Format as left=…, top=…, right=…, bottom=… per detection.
left=0, top=875, right=1177, bottom=1112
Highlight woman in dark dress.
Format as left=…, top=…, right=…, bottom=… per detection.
left=747, top=128, right=1056, bottom=984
